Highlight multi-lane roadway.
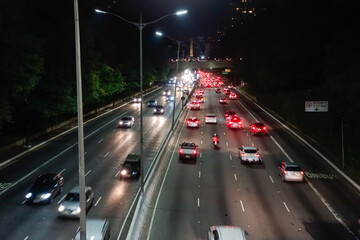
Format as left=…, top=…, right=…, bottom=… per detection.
left=0, top=86, right=184, bottom=240
left=146, top=85, right=360, bottom=240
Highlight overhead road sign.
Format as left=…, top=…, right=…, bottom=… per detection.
left=305, top=101, right=328, bottom=112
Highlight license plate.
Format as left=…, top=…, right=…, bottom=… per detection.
left=185, top=155, right=190, bottom=158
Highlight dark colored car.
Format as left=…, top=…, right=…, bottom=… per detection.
left=225, top=110, right=236, bottom=120
left=120, top=154, right=141, bottom=179
left=250, top=122, right=268, bottom=135
left=25, top=173, right=64, bottom=204
left=154, top=105, right=165, bottom=114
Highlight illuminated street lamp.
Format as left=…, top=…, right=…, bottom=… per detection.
left=95, top=9, right=187, bottom=194
left=155, top=31, right=181, bottom=130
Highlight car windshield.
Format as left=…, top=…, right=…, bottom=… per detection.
left=286, top=166, right=302, bottom=171
left=33, top=177, right=54, bottom=187
left=244, top=149, right=257, bottom=154
left=182, top=143, right=195, bottom=147
left=64, top=192, right=79, bottom=202
left=122, top=117, right=132, bottom=121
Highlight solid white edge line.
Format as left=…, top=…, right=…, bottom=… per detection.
left=104, top=152, right=110, bottom=158
left=57, top=194, right=67, bottom=204
left=85, top=170, right=91, bottom=177
left=98, top=139, right=104, bottom=143
left=146, top=115, right=187, bottom=240
left=269, top=135, right=294, bottom=163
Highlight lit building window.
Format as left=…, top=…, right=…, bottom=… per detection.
left=236, top=8, right=239, bottom=11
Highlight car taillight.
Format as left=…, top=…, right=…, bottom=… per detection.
left=196, top=121, right=199, bottom=124
left=179, top=149, right=183, bottom=154
left=239, top=121, right=243, bottom=124
left=193, top=149, right=197, bottom=154
left=300, top=171, right=304, bottom=175
left=263, top=127, right=267, bottom=130
left=252, top=126, right=256, bottom=130
left=241, top=153, right=247, bottom=157
left=255, top=153, right=260, bottom=157
left=228, top=122, right=233, bottom=125
left=284, top=170, right=287, bottom=175
left=186, top=121, right=190, bottom=124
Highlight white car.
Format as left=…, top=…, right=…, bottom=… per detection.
left=133, top=96, right=141, bottom=103
left=208, top=226, right=246, bottom=240
left=278, top=162, right=304, bottom=182
left=166, top=95, right=175, bottom=102
left=205, top=114, right=217, bottom=124
left=186, top=117, right=200, bottom=128
left=58, top=186, right=94, bottom=218
left=238, top=145, right=261, bottom=164
left=118, top=116, right=135, bottom=128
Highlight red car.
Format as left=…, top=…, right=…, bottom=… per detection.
left=190, top=101, right=200, bottom=110
left=186, top=117, right=200, bottom=128
left=227, top=116, right=243, bottom=129
left=219, top=98, right=227, bottom=104
left=225, top=110, right=236, bottom=120
left=250, top=122, right=267, bottom=135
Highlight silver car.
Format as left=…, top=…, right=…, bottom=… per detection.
left=238, top=145, right=261, bottom=164
left=278, top=162, right=304, bottom=182
left=58, top=186, right=94, bottom=218
left=118, top=116, right=135, bottom=128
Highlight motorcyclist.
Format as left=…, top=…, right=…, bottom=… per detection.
left=212, top=133, right=219, bottom=145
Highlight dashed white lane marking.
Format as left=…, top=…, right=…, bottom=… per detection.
left=246, top=133, right=249, bottom=137
left=113, top=129, right=116, bottom=132
left=57, top=194, right=67, bottom=204
left=198, top=198, right=200, bottom=207
left=115, top=170, right=120, bottom=178
left=223, top=132, right=226, bottom=135
left=85, top=170, right=91, bottom=177
left=84, top=152, right=87, bottom=155
left=234, top=173, right=238, bottom=181
left=269, top=175, right=274, bottom=183
left=94, top=196, right=102, bottom=206
left=240, top=200, right=245, bottom=212
left=201, top=140, right=203, bottom=144
left=229, top=155, right=233, bottom=160
left=199, top=171, right=201, bottom=178
left=283, top=202, right=290, bottom=212
left=104, top=152, right=110, bottom=158
left=24, top=237, right=29, bottom=240
left=98, top=139, right=103, bottom=143
left=226, top=142, right=229, bottom=146
left=201, top=131, right=203, bottom=134
left=200, top=153, right=202, bottom=158
left=59, top=169, right=66, bottom=174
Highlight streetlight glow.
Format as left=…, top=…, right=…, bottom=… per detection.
left=155, top=31, right=163, bottom=36
left=176, top=10, right=188, bottom=15
left=95, top=9, right=106, bottom=14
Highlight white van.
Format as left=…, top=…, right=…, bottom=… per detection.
left=74, top=219, right=110, bottom=240
left=208, top=225, right=246, bottom=240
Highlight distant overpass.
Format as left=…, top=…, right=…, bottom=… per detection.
left=169, top=60, right=232, bottom=70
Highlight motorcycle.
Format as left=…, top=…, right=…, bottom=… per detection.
left=212, top=137, right=219, bottom=148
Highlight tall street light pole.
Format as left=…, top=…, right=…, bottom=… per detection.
left=155, top=32, right=181, bottom=130
left=74, top=0, right=86, bottom=239
left=95, top=9, right=187, bottom=194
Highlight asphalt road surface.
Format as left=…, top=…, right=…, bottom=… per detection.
left=146, top=86, right=360, bottom=240
left=0, top=85, right=184, bottom=240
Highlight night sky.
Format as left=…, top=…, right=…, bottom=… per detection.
left=92, top=0, right=231, bottom=39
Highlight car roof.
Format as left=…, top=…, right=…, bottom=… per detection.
left=188, top=117, right=199, bottom=120
left=206, top=114, right=215, bottom=117
left=122, top=116, right=134, bottom=119
left=209, top=226, right=246, bottom=240
left=282, top=162, right=300, bottom=167
left=252, top=122, right=264, bottom=126
left=241, top=145, right=257, bottom=150
left=74, top=219, right=108, bottom=240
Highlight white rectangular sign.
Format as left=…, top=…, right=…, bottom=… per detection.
left=305, top=101, right=328, bottom=112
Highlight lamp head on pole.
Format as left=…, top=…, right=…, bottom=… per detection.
left=175, top=10, right=188, bottom=16
left=95, top=9, right=107, bottom=14
left=155, top=31, right=163, bottom=36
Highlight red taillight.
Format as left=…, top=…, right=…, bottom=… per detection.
left=284, top=170, right=287, bottom=175
left=252, top=126, right=256, bottom=130
left=239, top=121, right=243, bottom=124
left=241, top=153, right=247, bottom=157
left=263, top=127, right=267, bottom=130
left=255, top=153, right=260, bottom=157
left=228, top=122, right=233, bottom=126
left=196, top=121, right=199, bottom=124
left=186, top=121, right=190, bottom=124
left=193, top=149, right=197, bottom=154
left=300, top=171, right=304, bottom=175
left=179, top=149, right=183, bottom=154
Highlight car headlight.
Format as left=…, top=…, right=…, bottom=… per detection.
left=119, top=121, right=123, bottom=124
left=121, top=170, right=127, bottom=175
left=42, top=193, right=52, bottom=199
left=58, top=205, right=65, bottom=212
left=25, top=192, right=32, bottom=199
left=75, top=207, right=81, bottom=214
left=154, top=109, right=156, bottom=112
left=161, top=109, right=164, bottom=112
